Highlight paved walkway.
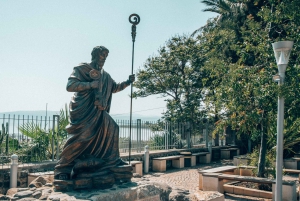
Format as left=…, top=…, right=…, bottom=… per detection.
left=132, top=159, right=299, bottom=201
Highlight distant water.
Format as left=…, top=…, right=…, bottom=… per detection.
left=0, top=111, right=162, bottom=141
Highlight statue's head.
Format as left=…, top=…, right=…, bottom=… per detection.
left=91, top=46, right=109, bottom=68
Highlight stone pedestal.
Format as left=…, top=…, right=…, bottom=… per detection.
left=54, top=157, right=133, bottom=191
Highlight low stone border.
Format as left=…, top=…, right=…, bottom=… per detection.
left=223, top=181, right=272, bottom=199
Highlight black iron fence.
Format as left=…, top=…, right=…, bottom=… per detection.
left=0, top=114, right=209, bottom=166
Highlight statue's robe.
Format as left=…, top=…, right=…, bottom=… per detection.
left=55, top=63, right=129, bottom=176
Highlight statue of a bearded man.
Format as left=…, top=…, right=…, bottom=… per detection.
left=54, top=46, right=135, bottom=190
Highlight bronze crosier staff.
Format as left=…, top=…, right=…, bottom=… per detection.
left=128, top=13, right=140, bottom=164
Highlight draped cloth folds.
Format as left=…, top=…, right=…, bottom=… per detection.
left=55, top=63, right=129, bottom=172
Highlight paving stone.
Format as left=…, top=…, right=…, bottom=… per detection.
left=152, top=173, right=164, bottom=177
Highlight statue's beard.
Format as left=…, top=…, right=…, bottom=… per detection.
left=96, top=60, right=105, bottom=69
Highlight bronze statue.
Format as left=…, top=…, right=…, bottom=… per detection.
left=54, top=46, right=135, bottom=190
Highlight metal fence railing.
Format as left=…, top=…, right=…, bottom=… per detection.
left=117, top=120, right=203, bottom=153
left=0, top=114, right=211, bottom=166
left=0, top=114, right=61, bottom=168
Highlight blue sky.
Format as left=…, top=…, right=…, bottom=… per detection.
left=0, top=0, right=216, bottom=117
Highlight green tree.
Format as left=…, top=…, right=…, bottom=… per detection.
left=198, top=0, right=300, bottom=177
left=133, top=35, right=206, bottom=124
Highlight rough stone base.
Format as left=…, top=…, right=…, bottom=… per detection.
left=89, top=182, right=172, bottom=201
left=4, top=176, right=171, bottom=201
left=191, top=191, right=225, bottom=201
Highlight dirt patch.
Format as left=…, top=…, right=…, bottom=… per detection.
left=233, top=182, right=272, bottom=191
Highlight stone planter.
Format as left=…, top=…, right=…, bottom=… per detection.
left=223, top=182, right=272, bottom=199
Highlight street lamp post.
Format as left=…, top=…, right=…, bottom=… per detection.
left=272, top=41, right=293, bottom=201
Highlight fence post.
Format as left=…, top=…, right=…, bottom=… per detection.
left=52, top=115, right=60, bottom=161
left=187, top=122, right=191, bottom=149
left=55, top=115, right=60, bottom=160
left=10, top=154, right=18, bottom=188
left=208, top=141, right=212, bottom=161
left=167, top=121, right=172, bottom=150
left=137, top=119, right=141, bottom=153
left=52, top=117, right=55, bottom=161
left=232, top=130, right=236, bottom=145
left=205, top=120, right=209, bottom=148
left=144, top=145, right=149, bottom=173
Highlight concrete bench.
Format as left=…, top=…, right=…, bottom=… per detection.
left=233, top=155, right=250, bottom=166
left=152, top=155, right=184, bottom=172
left=283, top=157, right=300, bottom=169
left=202, top=173, right=296, bottom=201
left=129, top=161, right=143, bottom=176
left=272, top=157, right=300, bottom=170
left=198, top=166, right=238, bottom=190
left=179, top=152, right=196, bottom=167
left=220, top=148, right=239, bottom=159
left=192, top=152, right=211, bottom=164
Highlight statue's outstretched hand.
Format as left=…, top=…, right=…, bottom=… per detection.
left=90, top=81, right=99, bottom=89
left=128, top=74, right=135, bottom=84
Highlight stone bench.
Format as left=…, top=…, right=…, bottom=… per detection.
left=179, top=152, right=196, bottom=167
left=192, top=152, right=211, bottom=164
left=198, top=166, right=238, bottom=190
left=272, top=157, right=300, bottom=170
left=152, top=155, right=184, bottom=172
left=233, top=155, right=250, bottom=166
left=129, top=161, right=143, bottom=176
left=220, top=148, right=239, bottom=159
left=283, top=157, right=300, bottom=169
left=202, top=173, right=296, bottom=201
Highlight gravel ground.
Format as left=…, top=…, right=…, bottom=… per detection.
left=132, top=159, right=299, bottom=201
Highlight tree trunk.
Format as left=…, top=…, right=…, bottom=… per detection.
left=214, top=109, right=219, bottom=146
left=257, top=118, right=267, bottom=178
left=248, top=137, right=252, bottom=153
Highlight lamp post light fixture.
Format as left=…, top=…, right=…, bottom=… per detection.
left=272, top=40, right=294, bottom=201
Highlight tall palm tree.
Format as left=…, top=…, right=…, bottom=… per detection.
left=202, top=0, right=246, bottom=21
left=193, top=0, right=267, bottom=36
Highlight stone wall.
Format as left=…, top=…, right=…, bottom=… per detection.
left=0, top=161, right=57, bottom=194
